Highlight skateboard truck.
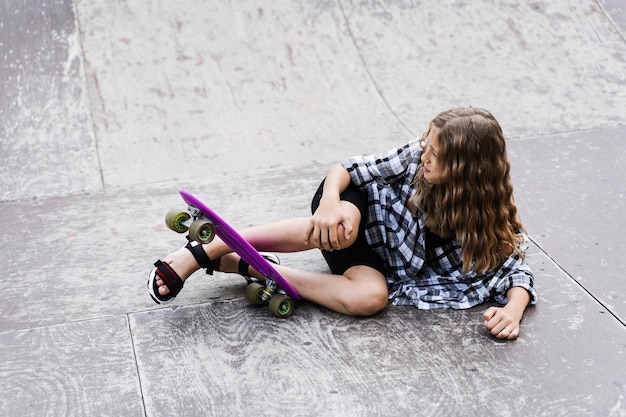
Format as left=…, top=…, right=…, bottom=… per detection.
left=165, top=207, right=217, bottom=244
left=244, top=280, right=296, bottom=318
left=260, top=279, right=278, bottom=303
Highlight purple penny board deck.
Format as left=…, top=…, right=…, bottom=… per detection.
left=180, top=189, right=301, bottom=300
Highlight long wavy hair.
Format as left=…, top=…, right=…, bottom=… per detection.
left=409, top=107, right=525, bottom=274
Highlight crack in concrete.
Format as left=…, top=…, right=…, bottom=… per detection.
left=335, top=0, right=416, bottom=138
left=72, top=0, right=106, bottom=191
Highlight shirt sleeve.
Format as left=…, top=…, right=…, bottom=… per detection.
left=490, top=252, right=538, bottom=306
left=341, top=139, right=421, bottom=189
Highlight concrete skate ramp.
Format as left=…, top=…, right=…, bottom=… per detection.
left=1, top=1, right=625, bottom=416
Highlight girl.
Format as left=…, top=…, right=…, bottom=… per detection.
left=148, top=107, right=537, bottom=340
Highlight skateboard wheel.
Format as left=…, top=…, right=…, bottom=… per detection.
left=245, top=282, right=266, bottom=306
left=189, top=219, right=216, bottom=244
left=269, top=294, right=295, bottom=318
left=165, top=209, right=191, bottom=233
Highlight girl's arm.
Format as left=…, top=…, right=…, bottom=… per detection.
left=483, top=287, right=531, bottom=340
left=304, top=164, right=354, bottom=251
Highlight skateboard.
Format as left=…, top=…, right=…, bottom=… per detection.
left=164, top=189, right=301, bottom=318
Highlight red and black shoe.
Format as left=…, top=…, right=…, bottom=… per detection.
left=147, top=238, right=220, bottom=304
left=147, top=260, right=184, bottom=304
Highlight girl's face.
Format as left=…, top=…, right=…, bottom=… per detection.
left=421, top=127, right=443, bottom=184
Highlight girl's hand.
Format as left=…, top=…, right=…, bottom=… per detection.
left=483, top=286, right=530, bottom=340
left=304, top=197, right=353, bottom=252
left=483, top=305, right=522, bottom=340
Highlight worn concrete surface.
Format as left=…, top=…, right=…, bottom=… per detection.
left=1, top=1, right=625, bottom=416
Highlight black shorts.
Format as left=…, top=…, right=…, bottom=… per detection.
left=311, top=180, right=386, bottom=275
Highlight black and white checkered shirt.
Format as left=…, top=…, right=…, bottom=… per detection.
left=342, top=139, right=537, bottom=309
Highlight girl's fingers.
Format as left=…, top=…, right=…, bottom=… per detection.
left=483, top=306, right=520, bottom=339
left=507, top=327, right=520, bottom=340
left=483, top=307, right=497, bottom=322
left=341, top=218, right=353, bottom=241
left=327, top=226, right=339, bottom=251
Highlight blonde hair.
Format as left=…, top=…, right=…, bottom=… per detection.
left=409, top=107, right=525, bottom=273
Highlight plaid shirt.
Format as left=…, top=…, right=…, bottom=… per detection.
left=342, top=139, right=537, bottom=309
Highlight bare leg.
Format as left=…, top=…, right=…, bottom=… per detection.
left=207, top=218, right=320, bottom=258
left=157, top=217, right=317, bottom=292
left=155, top=209, right=389, bottom=316
left=273, top=264, right=388, bottom=316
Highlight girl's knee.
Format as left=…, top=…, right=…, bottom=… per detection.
left=345, top=292, right=387, bottom=316
left=342, top=270, right=389, bottom=316
left=357, top=292, right=388, bottom=316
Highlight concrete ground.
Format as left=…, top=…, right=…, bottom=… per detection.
left=1, top=1, right=625, bottom=416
